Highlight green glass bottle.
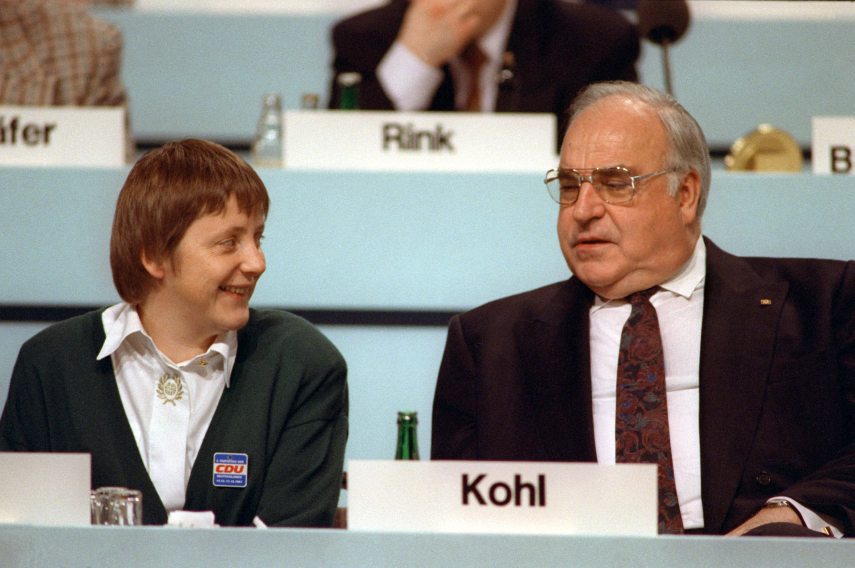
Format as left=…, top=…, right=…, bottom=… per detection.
left=337, top=72, right=362, bottom=110
left=395, top=411, right=420, bottom=460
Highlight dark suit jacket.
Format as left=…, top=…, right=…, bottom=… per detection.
left=329, top=0, right=639, bottom=144
left=431, top=238, right=855, bottom=535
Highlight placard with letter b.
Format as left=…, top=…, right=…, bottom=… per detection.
left=812, top=117, right=855, bottom=175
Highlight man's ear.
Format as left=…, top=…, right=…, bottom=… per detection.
left=140, top=250, right=166, bottom=281
left=677, top=169, right=701, bottom=226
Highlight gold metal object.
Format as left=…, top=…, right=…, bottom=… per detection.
left=156, top=373, right=184, bottom=405
left=725, top=124, right=803, bottom=172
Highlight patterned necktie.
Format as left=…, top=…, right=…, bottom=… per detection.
left=461, top=43, right=486, bottom=112
left=615, top=287, right=684, bottom=534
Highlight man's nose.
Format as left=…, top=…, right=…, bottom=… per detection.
left=571, top=182, right=606, bottom=221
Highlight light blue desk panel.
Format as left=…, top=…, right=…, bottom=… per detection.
left=94, top=9, right=336, bottom=143
left=2, top=524, right=854, bottom=567
left=0, top=167, right=567, bottom=309
left=645, top=13, right=855, bottom=149
left=94, top=7, right=855, bottom=148
left=2, top=168, right=855, bottom=310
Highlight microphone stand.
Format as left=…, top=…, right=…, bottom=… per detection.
left=660, top=38, right=674, bottom=96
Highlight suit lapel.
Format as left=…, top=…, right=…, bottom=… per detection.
left=497, top=0, right=539, bottom=113
left=698, top=239, right=788, bottom=533
left=515, top=278, right=597, bottom=461
left=430, top=68, right=456, bottom=111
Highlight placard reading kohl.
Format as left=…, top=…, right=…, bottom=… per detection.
left=347, top=460, right=657, bottom=536
left=283, top=111, right=556, bottom=172
left=0, top=106, right=125, bottom=167
left=812, top=117, right=855, bottom=175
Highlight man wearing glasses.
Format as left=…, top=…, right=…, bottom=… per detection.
left=431, top=81, right=855, bottom=537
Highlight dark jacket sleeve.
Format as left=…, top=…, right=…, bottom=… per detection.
left=251, top=315, right=349, bottom=527
left=0, top=340, right=52, bottom=451
left=431, top=314, right=479, bottom=460
left=774, top=260, right=855, bottom=534
left=328, top=2, right=407, bottom=110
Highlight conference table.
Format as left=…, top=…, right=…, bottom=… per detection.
left=2, top=522, right=854, bottom=567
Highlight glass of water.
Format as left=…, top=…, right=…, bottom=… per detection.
left=90, top=486, right=142, bottom=526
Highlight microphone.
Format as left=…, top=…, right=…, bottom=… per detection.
left=495, top=51, right=519, bottom=112
left=636, top=0, right=691, bottom=96
left=497, top=51, right=518, bottom=90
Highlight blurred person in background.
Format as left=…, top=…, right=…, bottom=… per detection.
left=329, top=0, right=639, bottom=148
left=0, top=0, right=134, bottom=157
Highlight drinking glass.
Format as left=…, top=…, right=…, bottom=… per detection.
left=90, top=486, right=142, bottom=526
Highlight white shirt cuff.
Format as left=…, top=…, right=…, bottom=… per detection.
left=768, top=498, right=843, bottom=538
left=377, top=40, right=444, bottom=111
left=167, top=510, right=218, bottom=528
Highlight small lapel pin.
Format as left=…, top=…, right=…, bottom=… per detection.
left=760, top=298, right=772, bottom=306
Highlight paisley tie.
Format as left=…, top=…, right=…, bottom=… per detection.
left=615, top=287, right=684, bottom=534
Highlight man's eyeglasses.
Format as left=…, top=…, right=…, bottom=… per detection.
left=543, top=166, right=674, bottom=206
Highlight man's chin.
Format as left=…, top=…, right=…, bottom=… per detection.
left=566, top=265, right=624, bottom=296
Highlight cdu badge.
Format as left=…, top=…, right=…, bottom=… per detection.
left=213, top=453, right=249, bottom=488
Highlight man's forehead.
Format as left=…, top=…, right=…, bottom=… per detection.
left=572, top=95, right=656, bottom=127
left=564, top=99, right=662, bottom=155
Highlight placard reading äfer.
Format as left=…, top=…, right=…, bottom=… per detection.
left=0, top=106, right=125, bottom=167
left=347, top=460, right=657, bottom=536
left=283, top=111, right=556, bottom=172
left=812, top=117, right=855, bottom=175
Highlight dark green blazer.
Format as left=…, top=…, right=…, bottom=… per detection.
left=0, top=309, right=348, bottom=527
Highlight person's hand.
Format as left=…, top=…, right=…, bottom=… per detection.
left=725, top=503, right=802, bottom=536
left=398, top=0, right=482, bottom=67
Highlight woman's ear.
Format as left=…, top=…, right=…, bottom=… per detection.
left=140, top=250, right=166, bottom=281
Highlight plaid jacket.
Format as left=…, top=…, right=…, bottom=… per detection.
left=0, top=0, right=128, bottom=106
left=1, top=0, right=134, bottom=158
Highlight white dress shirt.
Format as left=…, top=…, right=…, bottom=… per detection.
left=97, top=302, right=236, bottom=511
left=376, top=0, right=517, bottom=112
left=590, top=237, right=706, bottom=529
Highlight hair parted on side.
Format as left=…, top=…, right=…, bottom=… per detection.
left=110, top=138, right=270, bottom=304
left=566, top=81, right=712, bottom=218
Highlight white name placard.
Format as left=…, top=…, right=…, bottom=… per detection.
left=812, top=117, right=855, bottom=175
left=283, top=110, right=556, bottom=172
left=0, top=452, right=91, bottom=526
left=347, top=460, right=657, bottom=536
left=0, top=106, right=125, bottom=167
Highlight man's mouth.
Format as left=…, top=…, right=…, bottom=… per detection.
left=574, top=236, right=611, bottom=247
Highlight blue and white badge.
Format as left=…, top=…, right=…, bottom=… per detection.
left=213, top=453, right=249, bottom=488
